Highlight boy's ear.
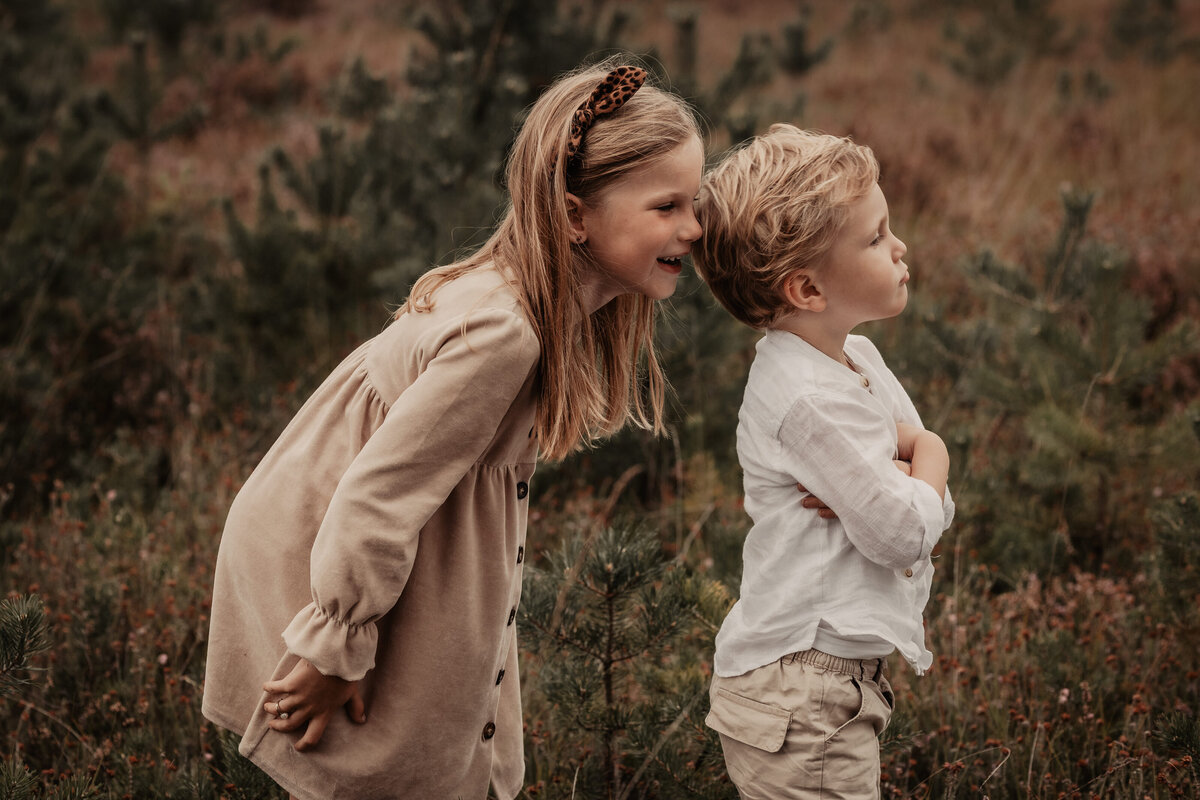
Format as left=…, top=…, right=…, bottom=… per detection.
left=782, top=271, right=826, bottom=312
left=565, top=193, right=587, bottom=243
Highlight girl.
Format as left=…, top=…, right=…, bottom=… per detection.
left=201, top=58, right=704, bottom=800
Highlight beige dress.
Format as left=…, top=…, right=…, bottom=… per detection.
left=202, top=267, right=540, bottom=800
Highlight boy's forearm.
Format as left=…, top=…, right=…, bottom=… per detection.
left=909, top=431, right=949, bottom=500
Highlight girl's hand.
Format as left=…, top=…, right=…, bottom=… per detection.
left=797, top=483, right=837, bottom=519
left=263, top=658, right=367, bottom=752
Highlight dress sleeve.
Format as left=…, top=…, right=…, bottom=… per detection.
left=777, top=390, right=946, bottom=570
left=281, top=307, right=538, bottom=680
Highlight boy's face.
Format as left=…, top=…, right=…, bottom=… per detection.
left=814, top=183, right=909, bottom=327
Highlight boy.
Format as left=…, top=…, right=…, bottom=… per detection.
left=692, top=124, right=955, bottom=799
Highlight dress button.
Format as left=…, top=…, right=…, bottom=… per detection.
left=516, top=481, right=528, bottom=499
left=482, top=721, right=496, bottom=740
left=904, top=568, right=913, bottom=578
left=516, top=545, right=524, bottom=564
left=507, top=607, right=516, bottom=626
left=496, top=669, right=505, bottom=685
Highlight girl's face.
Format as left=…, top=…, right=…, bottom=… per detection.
left=572, top=136, right=705, bottom=312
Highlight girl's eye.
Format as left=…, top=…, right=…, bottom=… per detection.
left=869, top=234, right=884, bottom=246
left=657, top=203, right=675, bottom=212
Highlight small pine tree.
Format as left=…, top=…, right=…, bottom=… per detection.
left=520, top=525, right=733, bottom=800
left=1147, top=491, right=1200, bottom=626
left=0, top=594, right=49, bottom=700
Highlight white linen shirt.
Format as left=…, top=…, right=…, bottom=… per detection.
left=713, top=330, right=955, bottom=678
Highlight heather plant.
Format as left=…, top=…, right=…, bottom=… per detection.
left=877, top=562, right=1199, bottom=798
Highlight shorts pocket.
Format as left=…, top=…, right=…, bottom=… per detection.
left=827, top=676, right=867, bottom=742
left=705, top=687, right=792, bottom=753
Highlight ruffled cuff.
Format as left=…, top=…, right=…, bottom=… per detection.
left=281, top=602, right=378, bottom=681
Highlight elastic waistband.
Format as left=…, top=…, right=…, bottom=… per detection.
left=782, top=649, right=887, bottom=682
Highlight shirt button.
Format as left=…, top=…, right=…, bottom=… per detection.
left=495, top=669, right=505, bottom=685
left=516, top=481, right=528, bottom=499
left=482, top=721, right=496, bottom=740
left=507, top=607, right=516, bottom=626
left=904, top=568, right=913, bottom=578
left=516, top=546, right=524, bottom=564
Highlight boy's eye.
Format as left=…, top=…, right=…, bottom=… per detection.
left=657, top=203, right=675, bottom=211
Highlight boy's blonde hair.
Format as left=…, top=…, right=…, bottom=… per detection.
left=402, top=56, right=701, bottom=461
left=693, top=124, right=879, bottom=330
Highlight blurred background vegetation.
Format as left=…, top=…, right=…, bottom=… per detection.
left=1, top=0, right=1198, bottom=797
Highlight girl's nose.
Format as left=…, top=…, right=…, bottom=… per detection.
left=682, top=210, right=703, bottom=243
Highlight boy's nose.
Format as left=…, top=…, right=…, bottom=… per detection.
left=682, top=211, right=703, bottom=243
left=894, top=235, right=908, bottom=259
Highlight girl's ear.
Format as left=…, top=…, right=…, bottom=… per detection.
left=565, top=193, right=587, bottom=244
left=782, top=271, right=826, bottom=312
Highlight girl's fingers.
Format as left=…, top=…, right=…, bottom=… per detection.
left=294, top=714, right=330, bottom=752
left=345, top=687, right=367, bottom=724
left=265, top=699, right=305, bottom=730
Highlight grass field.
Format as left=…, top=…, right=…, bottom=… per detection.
left=3, top=0, right=1199, bottom=797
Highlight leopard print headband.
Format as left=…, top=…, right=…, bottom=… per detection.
left=549, top=66, right=648, bottom=182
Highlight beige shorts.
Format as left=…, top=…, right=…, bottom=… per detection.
left=706, top=650, right=895, bottom=800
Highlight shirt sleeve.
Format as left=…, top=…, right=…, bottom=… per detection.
left=777, top=389, right=946, bottom=571
left=876, top=359, right=957, bottom=532
left=281, top=307, right=538, bottom=680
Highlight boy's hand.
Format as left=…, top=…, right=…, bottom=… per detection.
left=798, top=483, right=837, bottom=519
left=263, top=658, right=367, bottom=751
left=895, top=422, right=923, bottom=462
left=895, top=422, right=949, bottom=500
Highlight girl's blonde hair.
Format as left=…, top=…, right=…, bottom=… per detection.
left=400, top=56, right=701, bottom=461
left=694, top=124, right=879, bottom=330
